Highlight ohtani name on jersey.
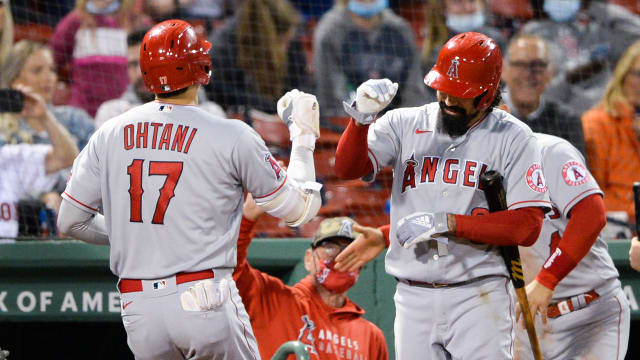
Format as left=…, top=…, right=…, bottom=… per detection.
left=401, top=155, right=488, bottom=193
left=123, top=122, right=198, bottom=154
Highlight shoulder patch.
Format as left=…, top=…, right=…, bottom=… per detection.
left=562, top=160, right=589, bottom=186
left=264, top=152, right=283, bottom=180
left=526, top=163, right=547, bottom=193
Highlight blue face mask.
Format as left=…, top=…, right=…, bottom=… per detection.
left=446, top=10, right=486, bottom=33
left=543, top=0, right=581, bottom=23
left=348, top=0, right=389, bottom=18
left=86, top=0, right=121, bottom=15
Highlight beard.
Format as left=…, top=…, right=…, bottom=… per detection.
left=437, top=101, right=477, bottom=137
left=134, top=79, right=156, bottom=103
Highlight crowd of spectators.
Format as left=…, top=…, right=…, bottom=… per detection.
left=1, top=0, right=640, bottom=240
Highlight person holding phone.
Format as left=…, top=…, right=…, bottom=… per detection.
left=0, top=83, right=78, bottom=239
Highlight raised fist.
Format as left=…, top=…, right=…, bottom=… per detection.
left=396, top=212, right=449, bottom=249
left=277, top=89, right=320, bottom=140
left=343, top=78, right=398, bottom=125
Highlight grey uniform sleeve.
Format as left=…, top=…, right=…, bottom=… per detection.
left=231, top=127, right=288, bottom=202
left=61, top=131, right=102, bottom=214
left=543, top=142, right=602, bottom=217
left=366, top=112, right=402, bottom=177
left=503, top=134, right=552, bottom=210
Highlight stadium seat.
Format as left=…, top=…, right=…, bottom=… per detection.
left=248, top=109, right=291, bottom=149
left=490, top=0, right=534, bottom=20
left=13, top=22, right=54, bottom=43
left=321, top=184, right=390, bottom=217
left=314, top=148, right=337, bottom=182
left=253, top=214, right=297, bottom=238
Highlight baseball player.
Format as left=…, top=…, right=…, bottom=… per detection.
left=235, top=193, right=388, bottom=360
left=333, top=32, right=551, bottom=359
left=56, top=20, right=322, bottom=360
left=0, top=85, right=78, bottom=239
left=514, top=133, right=630, bottom=360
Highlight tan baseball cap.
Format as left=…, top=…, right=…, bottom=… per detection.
left=311, top=217, right=361, bottom=248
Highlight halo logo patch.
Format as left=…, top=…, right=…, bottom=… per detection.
left=447, top=57, right=460, bottom=78
left=526, top=163, right=547, bottom=193
left=264, top=152, right=283, bottom=180
left=562, top=161, right=588, bottom=186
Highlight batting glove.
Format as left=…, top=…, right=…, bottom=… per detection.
left=343, top=78, right=398, bottom=125
left=0, top=347, right=8, bottom=360
left=396, top=212, right=449, bottom=249
left=277, top=89, right=320, bottom=150
left=180, top=279, right=229, bottom=311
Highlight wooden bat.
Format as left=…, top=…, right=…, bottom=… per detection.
left=633, top=182, right=640, bottom=235
left=480, top=170, right=542, bottom=360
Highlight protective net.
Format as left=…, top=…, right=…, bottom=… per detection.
left=1, top=0, right=639, bottom=240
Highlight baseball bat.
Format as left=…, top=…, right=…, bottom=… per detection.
left=633, top=182, right=640, bottom=235
left=480, top=171, right=543, bottom=360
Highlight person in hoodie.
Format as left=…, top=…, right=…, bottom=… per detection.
left=234, top=193, right=389, bottom=360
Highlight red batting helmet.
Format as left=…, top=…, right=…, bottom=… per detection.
left=425, top=32, right=502, bottom=111
left=140, top=19, right=212, bottom=94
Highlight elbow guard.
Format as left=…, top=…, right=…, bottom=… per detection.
left=255, top=179, right=322, bottom=227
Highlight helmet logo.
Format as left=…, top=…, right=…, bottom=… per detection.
left=159, top=76, right=168, bottom=85
left=446, top=58, right=460, bottom=78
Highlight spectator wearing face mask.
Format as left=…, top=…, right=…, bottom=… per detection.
left=314, top=0, right=428, bottom=126
left=421, top=0, right=507, bottom=74
left=234, top=194, right=389, bottom=360
left=521, top=0, right=640, bottom=115
left=51, top=0, right=133, bottom=117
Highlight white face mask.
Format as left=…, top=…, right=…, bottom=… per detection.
left=86, top=0, right=121, bottom=15
left=446, top=10, right=486, bottom=33
left=543, top=0, right=581, bottom=23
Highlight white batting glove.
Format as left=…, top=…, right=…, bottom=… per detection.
left=396, top=212, right=449, bottom=249
left=277, top=89, right=320, bottom=150
left=343, top=78, right=399, bottom=125
left=180, top=279, right=229, bottom=311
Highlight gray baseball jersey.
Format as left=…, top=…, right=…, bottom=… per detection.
left=522, top=133, right=619, bottom=299
left=367, top=103, right=551, bottom=283
left=62, top=101, right=288, bottom=279
left=515, top=133, right=629, bottom=360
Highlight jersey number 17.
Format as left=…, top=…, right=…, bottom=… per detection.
left=127, top=159, right=183, bottom=224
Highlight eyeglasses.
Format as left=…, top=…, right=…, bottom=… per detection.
left=508, top=60, right=549, bottom=73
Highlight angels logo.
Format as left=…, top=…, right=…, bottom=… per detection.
left=297, top=315, right=318, bottom=355
left=264, top=152, right=283, bottom=180
left=446, top=57, right=460, bottom=78
left=401, top=153, right=418, bottom=193
left=526, top=163, right=547, bottom=193
left=338, top=219, right=353, bottom=238
left=562, top=161, right=589, bottom=186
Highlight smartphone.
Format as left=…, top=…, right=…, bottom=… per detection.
left=0, top=89, right=25, bottom=113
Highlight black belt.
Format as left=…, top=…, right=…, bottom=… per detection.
left=396, top=274, right=504, bottom=288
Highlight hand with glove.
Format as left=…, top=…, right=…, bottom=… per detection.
left=343, top=78, right=399, bottom=125
left=180, top=279, right=229, bottom=311
left=396, top=212, right=450, bottom=248
left=277, top=89, right=320, bottom=150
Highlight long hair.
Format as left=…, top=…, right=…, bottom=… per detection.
left=0, top=40, right=52, bottom=144
left=600, top=41, right=640, bottom=118
left=236, top=0, right=300, bottom=101
left=0, top=0, right=14, bottom=67
left=0, top=40, right=48, bottom=87
left=422, top=0, right=449, bottom=67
